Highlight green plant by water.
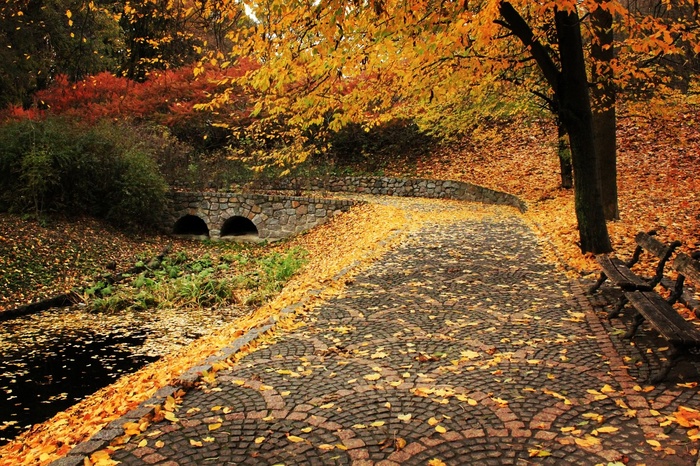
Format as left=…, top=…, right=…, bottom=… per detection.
left=84, top=246, right=307, bottom=313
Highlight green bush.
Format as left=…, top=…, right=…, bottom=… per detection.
left=0, top=117, right=168, bottom=227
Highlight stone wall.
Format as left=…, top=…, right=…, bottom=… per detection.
left=234, top=176, right=526, bottom=212
left=165, top=192, right=357, bottom=240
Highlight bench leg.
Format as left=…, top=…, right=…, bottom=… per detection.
left=588, top=272, right=608, bottom=294
left=607, top=295, right=628, bottom=320
left=623, top=312, right=645, bottom=339
left=650, top=346, right=682, bottom=384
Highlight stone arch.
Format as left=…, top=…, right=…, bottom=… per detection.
left=173, top=214, right=209, bottom=236
left=221, top=216, right=259, bottom=237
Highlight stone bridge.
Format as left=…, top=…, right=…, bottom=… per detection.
left=164, top=192, right=356, bottom=241
left=165, top=176, right=525, bottom=241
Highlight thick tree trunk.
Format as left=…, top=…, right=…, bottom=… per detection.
left=557, top=119, right=573, bottom=189
left=591, top=3, right=619, bottom=220
left=498, top=2, right=612, bottom=253
left=555, top=9, right=612, bottom=253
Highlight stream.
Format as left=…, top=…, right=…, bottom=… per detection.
left=0, top=303, right=246, bottom=445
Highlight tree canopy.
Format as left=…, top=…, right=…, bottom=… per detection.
left=2, top=0, right=699, bottom=252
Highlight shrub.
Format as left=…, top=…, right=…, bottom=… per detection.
left=324, top=118, right=437, bottom=172
left=0, top=117, right=168, bottom=228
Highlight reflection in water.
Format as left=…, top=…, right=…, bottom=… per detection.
left=0, top=303, right=243, bottom=444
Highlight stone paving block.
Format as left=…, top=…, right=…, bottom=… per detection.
left=61, top=210, right=700, bottom=466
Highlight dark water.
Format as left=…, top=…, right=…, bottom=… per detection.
left=0, top=301, right=243, bottom=445
left=0, top=329, right=158, bottom=445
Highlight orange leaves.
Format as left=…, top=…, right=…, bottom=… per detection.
left=672, top=406, right=700, bottom=430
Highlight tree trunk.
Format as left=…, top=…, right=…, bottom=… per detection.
left=557, top=119, right=573, bottom=189
left=497, top=2, right=612, bottom=253
left=555, top=8, right=612, bottom=253
left=591, top=3, right=619, bottom=220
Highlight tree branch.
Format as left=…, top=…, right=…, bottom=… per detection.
left=497, top=1, right=560, bottom=93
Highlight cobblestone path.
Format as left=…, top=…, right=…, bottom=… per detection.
left=107, top=210, right=698, bottom=465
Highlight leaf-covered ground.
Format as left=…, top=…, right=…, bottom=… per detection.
left=0, top=216, right=168, bottom=311
left=0, top=202, right=418, bottom=464
left=391, top=104, right=699, bottom=276
left=1, top=102, right=698, bottom=464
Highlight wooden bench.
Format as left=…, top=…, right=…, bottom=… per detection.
left=623, top=252, right=700, bottom=383
left=588, top=230, right=681, bottom=319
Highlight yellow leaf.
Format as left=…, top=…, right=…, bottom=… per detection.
left=318, top=444, right=335, bottom=451
left=364, top=373, right=381, bottom=381
left=287, top=435, right=305, bottom=443
left=371, top=351, right=388, bottom=359
left=593, top=426, right=619, bottom=435
left=155, top=440, right=164, bottom=448
left=574, top=435, right=601, bottom=448
left=428, top=459, right=447, bottom=466
left=189, top=439, right=203, bottom=447
left=398, top=413, right=412, bottom=421
left=319, top=402, right=335, bottom=409
left=352, top=423, right=367, bottom=429
left=371, top=421, right=386, bottom=427
left=395, top=437, right=407, bottom=450
left=460, top=350, right=479, bottom=359
left=435, top=425, right=447, bottom=434
left=164, top=412, right=179, bottom=422
left=232, top=380, right=245, bottom=386
left=138, top=439, right=147, bottom=448
left=66, top=9, right=72, bottom=19
left=582, top=412, right=604, bottom=423
left=301, top=427, right=313, bottom=433
left=255, top=437, right=266, bottom=444
left=647, top=439, right=661, bottom=448
left=208, top=423, right=222, bottom=431
left=528, top=449, right=552, bottom=457
left=428, top=417, right=440, bottom=426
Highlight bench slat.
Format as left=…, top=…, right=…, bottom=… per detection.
left=635, top=232, right=674, bottom=259
left=596, top=256, right=653, bottom=291
left=625, top=290, right=700, bottom=346
left=674, top=252, right=700, bottom=285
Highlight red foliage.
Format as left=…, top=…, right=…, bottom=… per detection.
left=0, top=60, right=258, bottom=129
